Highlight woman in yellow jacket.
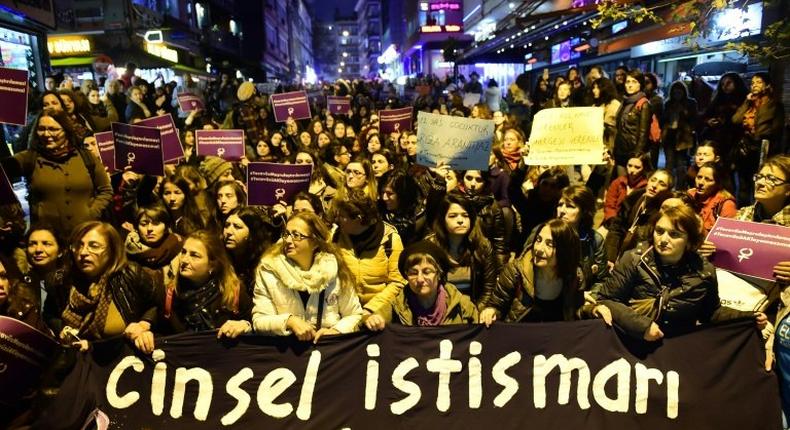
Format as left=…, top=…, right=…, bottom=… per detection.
left=331, top=189, right=406, bottom=316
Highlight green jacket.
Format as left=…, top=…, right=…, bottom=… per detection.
left=373, top=282, right=479, bottom=326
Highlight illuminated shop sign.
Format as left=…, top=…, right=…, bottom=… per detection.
left=47, top=36, right=91, bottom=56
left=420, top=24, right=462, bottom=33
left=430, top=2, right=461, bottom=11
left=145, top=42, right=178, bottom=62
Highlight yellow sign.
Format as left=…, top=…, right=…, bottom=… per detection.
left=145, top=42, right=178, bottom=63
left=47, top=36, right=91, bottom=56
left=526, top=107, right=606, bottom=165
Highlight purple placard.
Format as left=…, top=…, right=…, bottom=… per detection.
left=327, top=96, right=351, bottom=115
left=706, top=217, right=790, bottom=281
left=136, top=114, right=185, bottom=162
left=247, top=162, right=312, bottom=206
left=0, top=164, right=19, bottom=206
left=111, top=122, right=165, bottom=177
left=0, top=316, right=58, bottom=404
left=196, top=129, right=245, bottom=161
left=270, top=91, right=312, bottom=122
left=0, top=67, right=29, bottom=126
left=177, top=93, right=205, bottom=112
left=380, top=107, right=413, bottom=133
left=94, top=131, right=116, bottom=172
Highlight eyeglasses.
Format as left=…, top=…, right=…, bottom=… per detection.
left=36, top=127, right=64, bottom=135
left=407, top=268, right=437, bottom=279
left=753, top=174, right=787, bottom=188
left=73, top=241, right=106, bottom=255
left=282, top=230, right=311, bottom=242
left=345, top=169, right=365, bottom=177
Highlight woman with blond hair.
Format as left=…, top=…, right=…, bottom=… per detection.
left=252, top=211, right=363, bottom=342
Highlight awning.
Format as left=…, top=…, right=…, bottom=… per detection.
left=50, top=56, right=95, bottom=67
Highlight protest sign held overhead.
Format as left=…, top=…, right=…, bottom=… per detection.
left=526, top=107, right=606, bottom=165
left=176, top=93, right=205, bottom=112
left=271, top=91, right=312, bottom=122
left=94, top=131, right=116, bottom=172
left=416, top=111, right=494, bottom=170
left=247, top=162, right=312, bottom=206
left=137, top=114, right=185, bottom=162
left=380, top=107, right=413, bottom=133
left=111, top=122, right=165, bottom=176
left=706, top=218, right=790, bottom=281
left=196, top=130, right=245, bottom=161
left=38, top=321, right=779, bottom=430
left=0, top=67, right=29, bottom=126
left=327, top=96, right=351, bottom=115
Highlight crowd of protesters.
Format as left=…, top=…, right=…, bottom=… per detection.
left=0, top=60, right=788, bottom=427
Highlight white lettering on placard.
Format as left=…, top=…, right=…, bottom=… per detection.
left=492, top=351, right=522, bottom=407
left=170, top=367, right=214, bottom=420
left=533, top=354, right=591, bottom=410
left=426, top=339, right=462, bottom=412
left=390, top=357, right=421, bottom=415
left=106, top=355, right=144, bottom=409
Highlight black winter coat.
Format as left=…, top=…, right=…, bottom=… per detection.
left=596, top=247, right=750, bottom=339
left=426, top=233, right=498, bottom=305
left=614, top=92, right=651, bottom=164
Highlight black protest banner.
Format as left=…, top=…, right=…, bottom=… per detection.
left=39, top=320, right=780, bottom=430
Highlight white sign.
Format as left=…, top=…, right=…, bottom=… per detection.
left=416, top=112, right=494, bottom=170
left=526, top=107, right=605, bottom=165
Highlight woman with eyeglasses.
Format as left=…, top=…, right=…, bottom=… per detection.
left=364, top=240, right=478, bottom=330
left=252, top=212, right=363, bottom=341
left=59, top=222, right=160, bottom=351
left=1, top=110, right=112, bottom=235
left=594, top=206, right=765, bottom=341
left=479, top=219, right=593, bottom=325
left=697, top=156, right=790, bottom=372
left=128, top=230, right=253, bottom=354
left=339, top=157, right=378, bottom=202
left=224, top=207, right=275, bottom=296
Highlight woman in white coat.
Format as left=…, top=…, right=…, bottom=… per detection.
left=252, top=211, right=363, bottom=342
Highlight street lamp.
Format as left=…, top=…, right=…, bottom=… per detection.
left=342, top=30, right=349, bottom=37
left=342, top=52, right=348, bottom=58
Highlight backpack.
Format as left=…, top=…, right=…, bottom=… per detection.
left=635, top=97, right=661, bottom=144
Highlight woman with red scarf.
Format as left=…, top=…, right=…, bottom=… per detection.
left=603, top=151, right=651, bottom=226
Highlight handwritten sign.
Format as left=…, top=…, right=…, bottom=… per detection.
left=526, top=107, right=605, bottom=165
left=0, top=67, right=29, bottom=125
left=706, top=217, right=790, bottom=281
left=270, top=91, right=312, bottom=122
left=111, top=122, right=164, bottom=177
left=416, top=111, right=494, bottom=170
left=196, top=129, right=245, bottom=161
left=94, top=131, right=116, bottom=172
left=136, top=114, right=184, bottom=162
left=247, top=162, right=312, bottom=206
left=176, top=93, right=204, bottom=112
left=380, top=107, right=413, bottom=133
left=327, top=96, right=351, bottom=115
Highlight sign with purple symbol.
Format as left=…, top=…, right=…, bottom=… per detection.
left=270, top=91, right=312, bottom=122
left=247, top=162, right=312, bottom=206
left=0, top=67, right=29, bottom=126
left=0, top=316, right=58, bottom=405
left=177, top=93, right=205, bottom=112
left=0, top=164, right=19, bottom=206
left=380, top=107, right=413, bottom=133
left=196, top=129, right=245, bottom=161
left=94, top=131, right=116, bottom=172
left=136, top=114, right=184, bottom=162
left=327, top=96, right=351, bottom=115
left=111, top=122, right=164, bottom=177
left=706, top=218, right=790, bottom=281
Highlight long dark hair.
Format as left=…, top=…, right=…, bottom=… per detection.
left=531, top=218, right=580, bottom=284
left=559, top=185, right=596, bottom=232
left=226, top=207, right=272, bottom=290
left=591, top=78, right=617, bottom=106
left=378, top=170, right=419, bottom=214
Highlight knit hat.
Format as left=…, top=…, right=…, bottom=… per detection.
left=199, top=156, right=233, bottom=186
left=237, top=81, right=256, bottom=102
left=398, top=240, right=450, bottom=280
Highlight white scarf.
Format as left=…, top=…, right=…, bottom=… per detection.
left=263, top=252, right=338, bottom=294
